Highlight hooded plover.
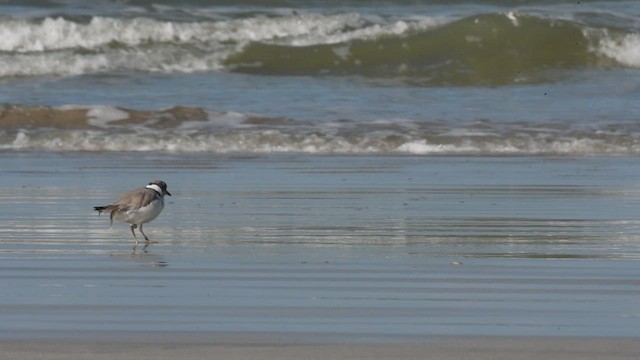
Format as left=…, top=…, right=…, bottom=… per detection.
left=94, top=180, right=171, bottom=245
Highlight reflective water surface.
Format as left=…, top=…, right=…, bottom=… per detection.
left=1, top=153, right=639, bottom=340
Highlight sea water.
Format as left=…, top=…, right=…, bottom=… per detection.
left=1, top=0, right=640, bottom=154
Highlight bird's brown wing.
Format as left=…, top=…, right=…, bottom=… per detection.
left=113, top=187, right=157, bottom=211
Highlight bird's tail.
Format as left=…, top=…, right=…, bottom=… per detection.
left=94, top=205, right=109, bottom=214
left=94, top=205, right=116, bottom=227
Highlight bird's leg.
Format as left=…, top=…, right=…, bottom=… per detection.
left=139, top=223, right=149, bottom=242
left=139, top=223, right=157, bottom=244
left=130, top=224, right=139, bottom=245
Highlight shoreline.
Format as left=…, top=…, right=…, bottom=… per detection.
left=2, top=336, right=639, bottom=360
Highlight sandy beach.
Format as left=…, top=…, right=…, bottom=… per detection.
left=2, top=337, right=640, bottom=360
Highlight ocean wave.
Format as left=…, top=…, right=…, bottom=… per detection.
left=598, top=32, right=640, bottom=68
left=2, top=105, right=639, bottom=156
left=0, top=11, right=638, bottom=84
left=224, top=12, right=640, bottom=85
left=0, top=13, right=400, bottom=52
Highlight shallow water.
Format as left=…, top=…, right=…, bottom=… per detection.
left=1, top=153, right=639, bottom=340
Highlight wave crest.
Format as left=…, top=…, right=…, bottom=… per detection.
left=2, top=105, right=639, bottom=156
left=0, top=11, right=638, bottom=84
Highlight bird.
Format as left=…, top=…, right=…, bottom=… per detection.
left=94, top=180, right=171, bottom=245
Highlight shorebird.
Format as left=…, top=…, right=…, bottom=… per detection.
left=94, top=180, right=171, bottom=245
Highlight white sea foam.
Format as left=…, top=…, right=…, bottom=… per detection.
left=505, top=11, right=520, bottom=27
left=0, top=17, right=211, bottom=52
left=0, top=45, right=228, bottom=77
left=0, top=13, right=445, bottom=77
left=86, top=106, right=130, bottom=128
left=0, top=13, right=439, bottom=53
left=1, top=126, right=635, bottom=156
left=1, top=102, right=637, bottom=155
left=10, top=131, right=30, bottom=150
left=397, top=140, right=470, bottom=154
left=598, top=33, right=640, bottom=67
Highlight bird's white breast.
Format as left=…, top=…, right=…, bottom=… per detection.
left=115, top=197, right=164, bottom=225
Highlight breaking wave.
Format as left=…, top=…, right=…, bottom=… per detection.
left=2, top=105, right=639, bottom=156
left=0, top=11, right=639, bottom=85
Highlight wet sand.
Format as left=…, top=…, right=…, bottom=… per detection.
left=2, top=337, right=640, bottom=360
left=1, top=153, right=640, bottom=357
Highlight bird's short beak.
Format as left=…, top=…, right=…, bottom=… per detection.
left=165, top=190, right=172, bottom=196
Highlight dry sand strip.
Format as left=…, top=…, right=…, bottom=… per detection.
left=1, top=337, right=639, bottom=360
